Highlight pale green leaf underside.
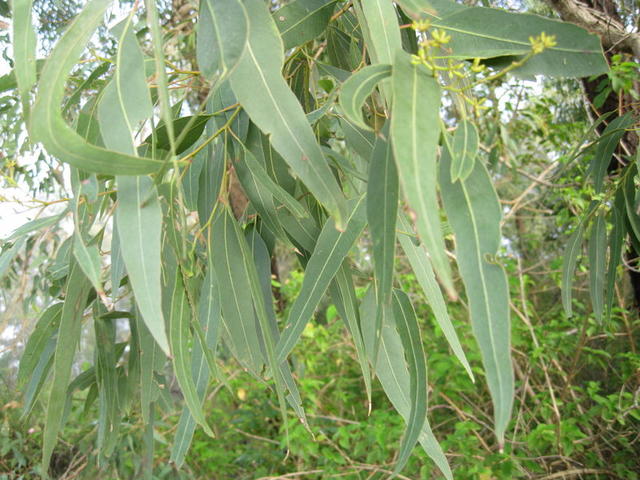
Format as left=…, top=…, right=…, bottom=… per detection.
left=440, top=148, right=514, bottom=445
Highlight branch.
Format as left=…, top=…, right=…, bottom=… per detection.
left=545, top=0, right=640, bottom=58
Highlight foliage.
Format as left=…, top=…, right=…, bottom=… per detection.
left=0, top=0, right=637, bottom=478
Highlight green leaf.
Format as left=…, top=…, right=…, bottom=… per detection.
left=591, top=114, right=633, bottom=194
left=606, top=191, right=625, bottom=320
left=440, top=147, right=513, bottom=446
left=561, top=221, right=585, bottom=318
left=588, top=212, right=607, bottom=322
left=5, top=211, right=66, bottom=241
left=94, top=315, right=120, bottom=455
left=246, top=227, right=308, bottom=425
left=30, top=0, right=162, bottom=175
left=198, top=0, right=248, bottom=82
left=11, top=0, right=37, bottom=115
left=72, top=232, right=103, bottom=296
left=165, top=262, right=214, bottom=437
left=0, top=237, right=26, bottom=281
left=171, top=268, right=221, bottom=466
left=360, top=288, right=452, bottom=479
left=98, top=19, right=169, bottom=356
left=213, top=209, right=291, bottom=435
left=356, top=0, right=402, bottom=66
left=340, top=118, right=376, bottom=160
left=137, top=315, right=163, bottom=425
left=274, top=0, right=338, bottom=49
left=232, top=144, right=290, bottom=240
left=397, top=215, right=473, bottom=380
left=110, top=215, right=125, bottom=302
left=396, top=0, right=608, bottom=78
left=145, top=115, right=212, bottom=155
left=42, top=262, right=91, bottom=472
left=237, top=142, right=308, bottom=218
left=447, top=120, right=479, bottom=182
left=210, top=209, right=264, bottom=372
left=624, top=167, right=640, bottom=241
left=328, top=264, right=372, bottom=405
left=98, top=17, right=153, bottom=156
left=230, top=0, right=348, bottom=227
left=18, top=303, right=63, bottom=387
left=391, top=290, right=428, bottom=476
left=339, top=64, right=391, bottom=131
left=277, top=196, right=367, bottom=362
left=116, top=177, right=170, bottom=356
left=22, top=338, right=55, bottom=418
left=391, top=51, right=454, bottom=297
left=367, top=125, right=398, bottom=363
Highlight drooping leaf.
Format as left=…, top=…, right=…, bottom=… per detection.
left=30, top=0, right=162, bottom=175
left=340, top=118, right=376, bottom=160
left=328, top=263, right=372, bottom=405
left=11, top=0, right=36, bottom=115
left=246, top=227, right=308, bottom=425
left=356, top=0, right=402, bottom=66
left=277, top=196, right=367, bottom=362
left=97, top=18, right=170, bottom=356
left=623, top=166, right=640, bottom=241
left=274, top=0, right=338, bottom=49
left=561, top=221, right=586, bottom=318
left=42, top=262, right=91, bottom=472
left=440, top=147, right=513, bottom=446
left=171, top=268, right=221, bottom=466
left=391, top=290, right=428, bottom=476
left=94, top=314, right=120, bottom=455
left=230, top=0, right=348, bottom=227
left=588, top=212, right=607, bottom=322
left=391, top=51, right=454, bottom=297
left=116, top=177, right=170, bottom=356
left=0, top=237, right=26, bottom=281
left=606, top=191, right=625, bottom=320
left=590, top=114, right=633, bottom=194
left=18, top=303, right=63, bottom=388
left=367, top=125, right=398, bottom=364
left=214, top=209, right=291, bottom=434
left=197, top=0, right=248, bottom=82
left=339, top=64, right=391, bottom=131
left=360, top=288, right=452, bottom=479
left=137, top=315, right=163, bottom=425
left=5, top=211, right=66, bottom=241
left=72, top=232, right=103, bottom=296
left=397, top=215, right=473, bottom=380
left=210, top=209, right=264, bottom=372
left=164, top=260, right=214, bottom=437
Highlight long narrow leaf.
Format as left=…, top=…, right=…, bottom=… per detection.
left=42, top=262, right=90, bottom=472
left=30, top=0, right=162, bottom=174
left=397, top=215, right=473, bottom=380
left=391, top=51, right=454, bottom=297
left=230, top=0, right=348, bottom=226
left=391, top=289, right=428, bottom=476
left=277, top=196, right=367, bottom=362
left=588, top=212, right=607, bottom=322
left=439, top=147, right=513, bottom=445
